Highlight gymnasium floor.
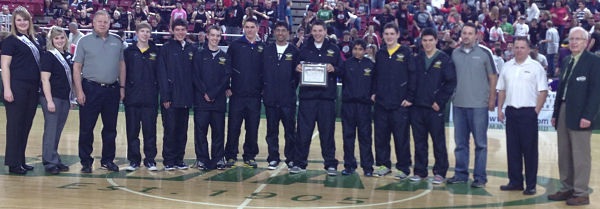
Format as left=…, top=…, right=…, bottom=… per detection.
left=0, top=108, right=598, bottom=208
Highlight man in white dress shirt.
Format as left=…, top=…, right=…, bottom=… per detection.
left=497, top=37, right=548, bottom=196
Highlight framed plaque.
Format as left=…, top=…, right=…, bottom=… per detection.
left=301, top=63, right=328, bottom=87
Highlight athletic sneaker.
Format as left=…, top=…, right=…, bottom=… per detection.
left=364, top=171, right=373, bottom=177
left=216, top=160, right=226, bottom=170
left=286, top=161, right=294, bottom=171
left=146, top=163, right=158, bottom=171
left=446, top=176, right=468, bottom=184
left=374, top=166, right=391, bottom=177
left=267, top=161, right=279, bottom=170
left=195, top=161, right=208, bottom=170
left=125, top=163, right=139, bottom=171
left=432, top=174, right=445, bottom=184
left=341, top=169, right=355, bottom=175
left=394, top=172, right=408, bottom=180
left=164, top=165, right=176, bottom=171
left=175, top=162, right=189, bottom=170
left=326, top=167, right=337, bottom=176
left=100, top=162, right=119, bottom=172
left=471, top=180, right=486, bottom=188
left=225, top=159, right=236, bottom=168
left=409, top=175, right=424, bottom=182
left=289, top=166, right=306, bottom=174
left=244, top=160, right=258, bottom=168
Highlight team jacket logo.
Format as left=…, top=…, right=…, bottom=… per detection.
left=218, top=56, right=227, bottom=65
left=188, top=52, right=194, bottom=60
left=327, top=49, right=334, bottom=57
left=433, top=60, right=442, bottom=69
left=284, top=53, right=293, bottom=60
left=364, top=68, right=372, bottom=76
left=149, top=52, right=157, bottom=61
left=257, top=45, right=264, bottom=52
left=396, top=54, right=404, bottom=62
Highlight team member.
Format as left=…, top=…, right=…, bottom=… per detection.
left=291, top=21, right=342, bottom=176
left=192, top=25, right=232, bottom=170
left=261, top=21, right=300, bottom=170
left=73, top=10, right=126, bottom=173
left=497, top=37, right=548, bottom=195
left=410, top=28, right=456, bottom=184
left=157, top=19, right=197, bottom=171
left=371, top=23, right=416, bottom=179
left=39, top=26, right=75, bottom=174
left=340, top=39, right=375, bottom=176
left=1, top=7, right=42, bottom=174
left=548, top=27, right=600, bottom=206
left=224, top=18, right=264, bottom=168
left=123, top=22, right=159, bottom=171
left=448, top=22, right=498, bottom=187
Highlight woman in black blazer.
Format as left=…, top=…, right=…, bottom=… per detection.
left=1, top=7, right=42, bottom=174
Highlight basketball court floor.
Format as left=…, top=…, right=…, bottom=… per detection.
left=0, top=107, right=598, bottom=208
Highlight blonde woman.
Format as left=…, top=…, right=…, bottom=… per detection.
left=39, top=26, right=74, bottom=175
left=1, top=6, right=41, bottom=174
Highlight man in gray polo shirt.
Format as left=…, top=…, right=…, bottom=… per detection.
left=72, top=10, right=126, bottom=173
left=447, top=22, right=498, bottom=187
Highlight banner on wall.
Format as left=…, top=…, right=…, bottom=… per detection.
left=449, top=92, right=557, bottom=131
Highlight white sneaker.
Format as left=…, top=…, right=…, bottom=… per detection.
left=409, top=175, right=424, bottom=182
left=125, top=163, right=138, bottom=171
left=267, top=161, right=279, bottom=170
left=394, top=171, right=409, bottom=180
left=327, top=167, right=337, bottom=176
left=432, top=174, right=445, bottom=184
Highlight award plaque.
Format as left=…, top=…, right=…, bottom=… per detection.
left=301, top=63, right=328, bottom=87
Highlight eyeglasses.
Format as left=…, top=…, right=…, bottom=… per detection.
left=568, top=37, right=586, bottom=42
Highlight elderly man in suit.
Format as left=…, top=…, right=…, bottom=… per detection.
left=548, top=27, right=600, bottom=206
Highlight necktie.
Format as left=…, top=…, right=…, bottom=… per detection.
left=562, top=58, right=575, bottom=100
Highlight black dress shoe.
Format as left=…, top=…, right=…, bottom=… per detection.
left=100, top=162, right=119, bottom=172
left=81, top=166, right=92, bottom=173
left=523, top=188, right=537, bottom=195
left=9, top=166, right=27, bottom=174
left=22, top=164, right=34, bottom=170
left=46, top=167, right=60, bottom=175
left=57, top=164, right=70, bottom=172
left=500, top=184, right=524, bottom=191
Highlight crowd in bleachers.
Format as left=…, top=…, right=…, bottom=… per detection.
left=2, top=0, right=600, bottom=77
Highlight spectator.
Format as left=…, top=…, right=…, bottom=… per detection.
left=0, top=5, right=12, bottom=31
left=513, top=16, right=529, bottom=38
left=170, top=2, right=187, bottom=28
left=574, top=1, right=592, bottom=23
left=492, top=48, right=505, bottom=74
left=134, top=5, right=148, bottom=21
left=333, top=3, right=350, bottom=38
left=525, top=0, right=540, bottom=22
left=54, top=3, right=69, bottom=19
left=157, top=0, right=175, bottom=29
left=193, top=30, right=206, bottom=50
left=111, top=10, right=127, bottom=30
left=530, top=45, right=548, bottom=70
left=185, top=3, right=194, bottom=23
left=489, top=20, right=506, bottom=43
left=68, top=22, right=83, bottom=47
left=504, top=42, right=515, bottom=60
left=529, top=18, right=540, bottom=44
left=550, top=0, right=569, bottom=39
left=338, top=30, right=353, bottom=59
left=540, top=20, right=559, bottom=76
left=76, top=0, right=93, bottom=14
left=500, top=15, right=514, bottom=35
left=582, top=16, right=595, bottom=31
left=365, top=43, right=376, bottom=62
left=588, top=22, right=600, bottom=54
left=192, top=4, right=209, bottom=33
left=292, top=27, right=305, bottom=48
left=414, top=2, right=435, bottom=33
left=317, top=2, right=334, bottom=29
left=63, top=8, right=75, bottom=23
left=77, top=10, right=92, bottom=29
left=55, top=17, right=66, bottom=28
left=301, top=10, right=316, bottom=32
left=224, top=0, right=243, bottom=34
left=213, top=0, right=227, bottom=32
left=373, top=4, right=395, bottom=33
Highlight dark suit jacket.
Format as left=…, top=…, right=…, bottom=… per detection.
left=553, top=51, right=600, bottom=130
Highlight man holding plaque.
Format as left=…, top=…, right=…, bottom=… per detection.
left=291, top=20, right=342, bottom=176
left=224, top=18, right=264, bottom=169
left=261, top=21, right=300, bottom=170
left=372, top=22, right=416, bottom=179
